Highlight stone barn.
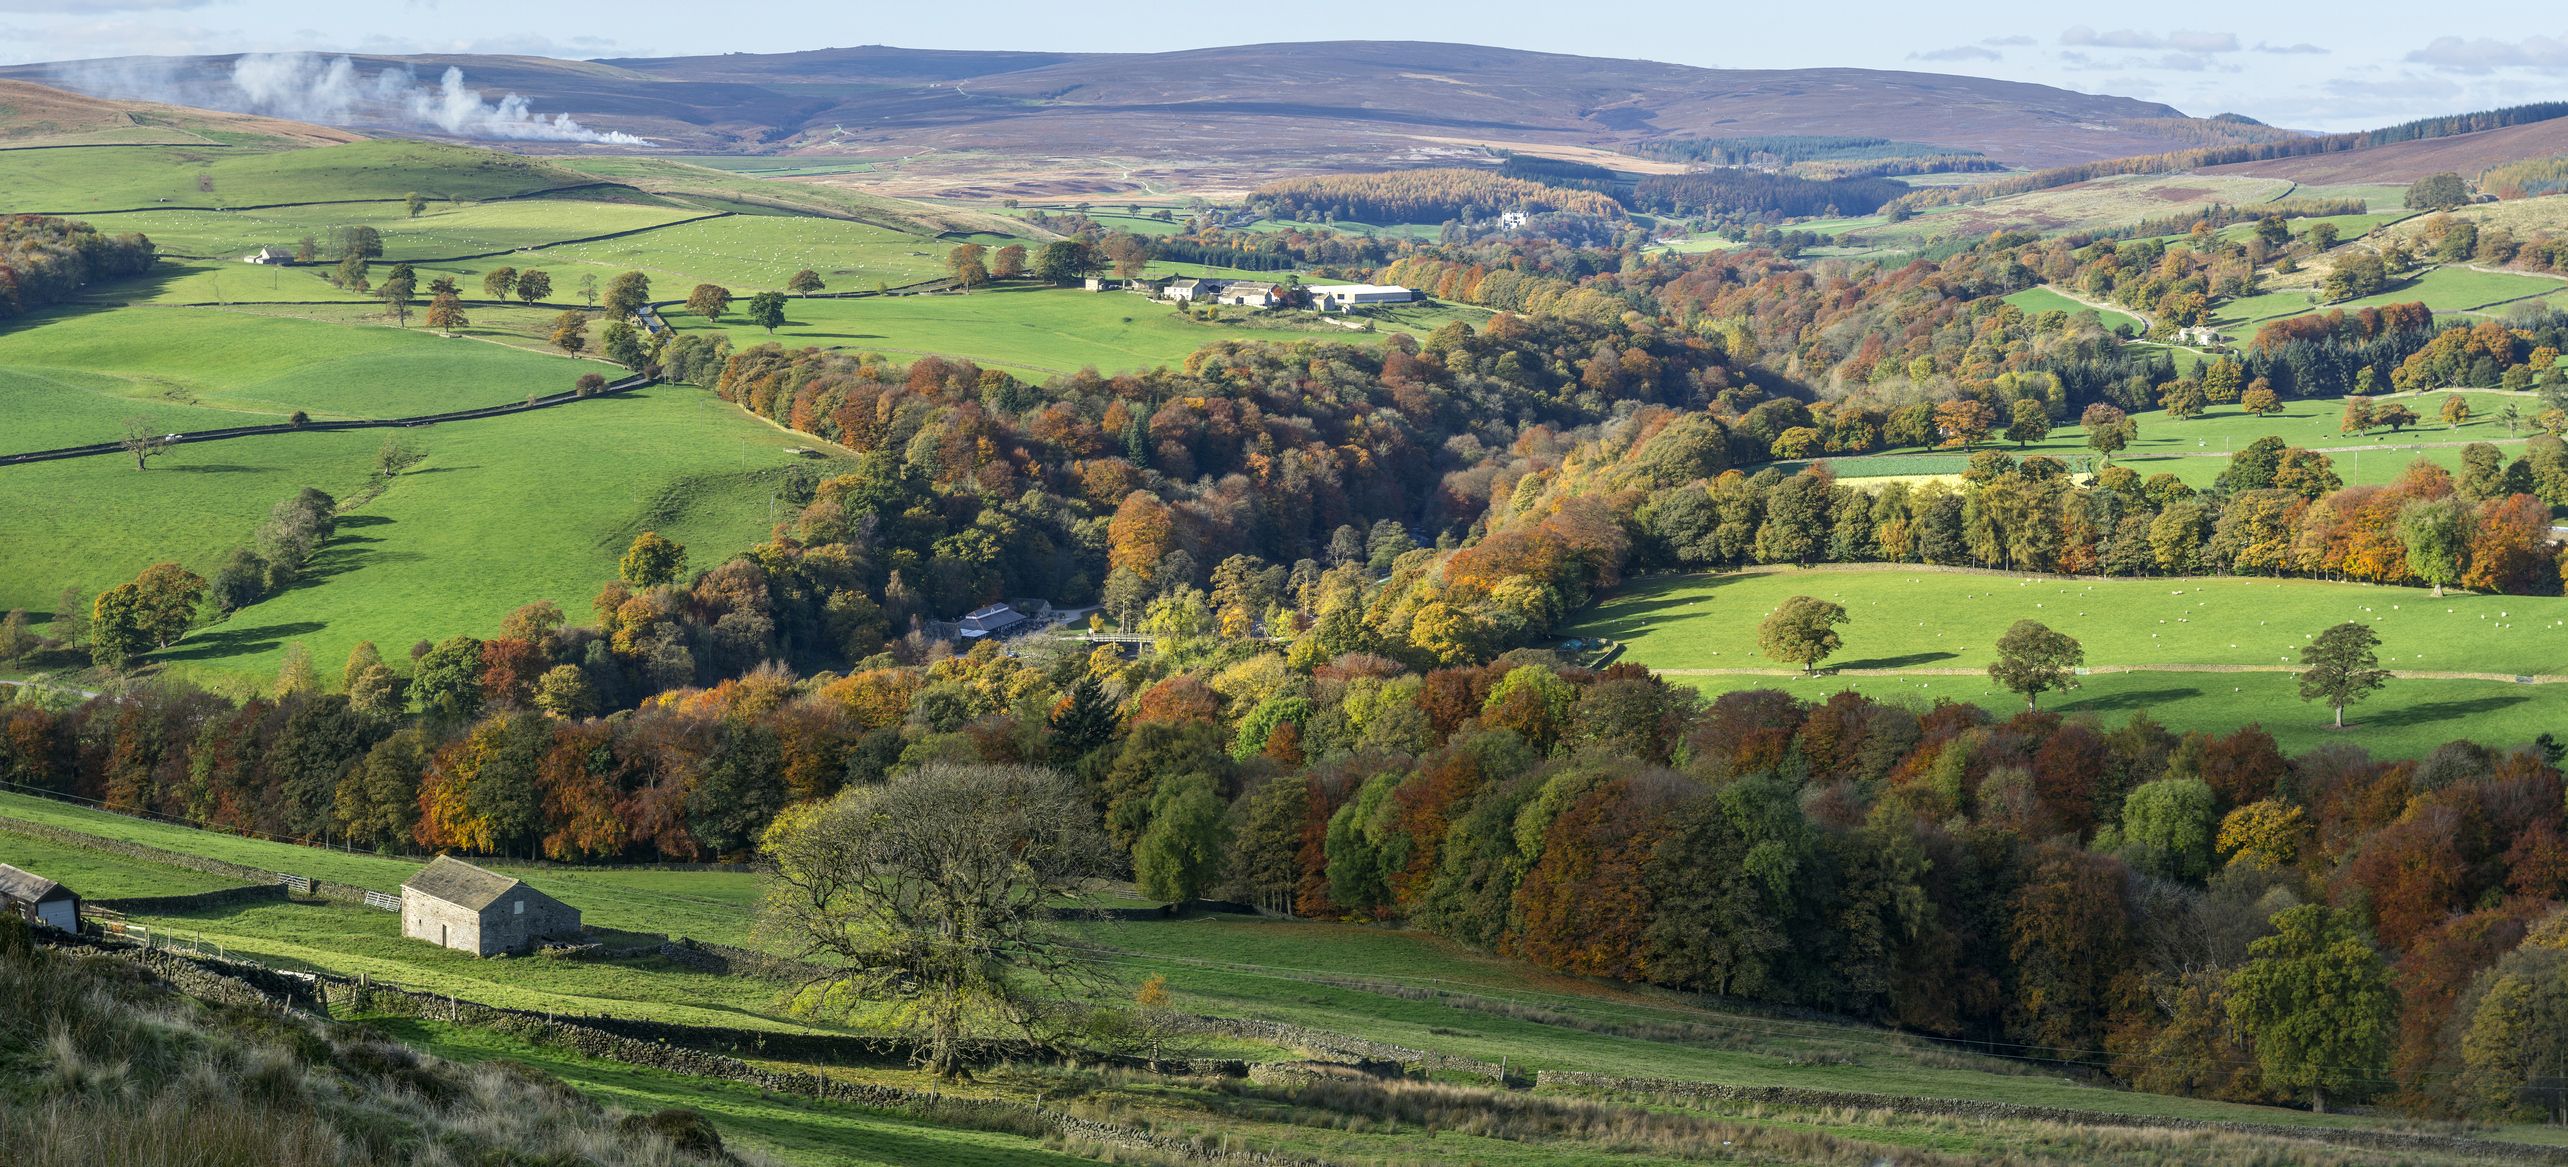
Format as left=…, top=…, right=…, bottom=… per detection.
left=401, top=856, right=580, bottom=956
left=0, top=863, right=80, bottom=932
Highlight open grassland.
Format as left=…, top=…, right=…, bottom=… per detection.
left=75, top=196, right=701, bottom=261
left=492, top=212, right=958, bottom=292
left=0, top=304, right=594, bottom=449
left=2001, top=286, right=2143, bottom=332
left=1569, top=568, right=2568, bottom=756
left=2212, top=264, right=2567, bottom=328
left=0, top=827, right=248, bottom=898
left=670, top=285, right=1409, bottom=377
left=554, top=156, right=1032, bottom=238
left=0, top=139, right=581, bottom=213
left=0, top=384, right=839, bottom=687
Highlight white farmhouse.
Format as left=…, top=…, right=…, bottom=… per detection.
left=1307, top=284, right=1417, bottom=311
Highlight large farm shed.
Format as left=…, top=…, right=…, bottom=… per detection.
left=400, top=856, right=581, bottom=956
left=0, top=863, right=80, bottom=932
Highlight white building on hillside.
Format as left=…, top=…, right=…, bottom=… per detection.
left=1307, top=284, right=1417, bottom=311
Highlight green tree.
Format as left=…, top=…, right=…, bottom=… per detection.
left=2120, top=778, right=2217, bottom=881
left=1032, top=239, right=1104, bottom=284
left=481, top=266, right=518, bottom=300
left=756, top=763, right=1110, bottom=1079
left=1757, top=595, right=1848, bottom=675
left=2081, top=402, right=2135, bottom=461
left=619, top=531, right=687, bottom=586
left=410, top=635, right=486, bottom=721
left=1988, top=619, right=2083, bottom=711
left=1132, top=772, right=1228, bottom=902
left=513, top=268, right=552, bottom=304
left=334, top=251, right=370, bottom=293
left=2459, top=928, right=2568, bottom=1122
left=2225, top=904, right=2397, bottom=1113
left=2406, top=172, right=2472, bottom=212
left=2159, top=380, right=2206, bottom=421
left=2396, top=496, right=2471, bottom=596
left=2004, top=397, right=2052, bottom=447
left=602, top=270, right=651, bottom=319
left=786, top=269, right=825, bottom=296
left=746, top=290, right=788, bottom=334
left=600, top=319, right=648, bottom=369
left=404, top=191, right=427, bottom=218
left=2298, top=621, right=2390, bottom=729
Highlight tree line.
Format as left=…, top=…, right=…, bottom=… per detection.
left=0, top=216, right=155, bottom=320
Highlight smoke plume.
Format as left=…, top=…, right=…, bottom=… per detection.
left=61, top=52, right=648, bottom=145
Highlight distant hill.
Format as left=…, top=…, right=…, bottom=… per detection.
left=2202, top=117, right=2568, bottom=185
left=3, top=42, right=2281, bottom=197
left=0, top=78, right=358, bottom=149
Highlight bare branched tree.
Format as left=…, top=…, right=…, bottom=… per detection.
left=756, top=763, right=1110, bottom=1079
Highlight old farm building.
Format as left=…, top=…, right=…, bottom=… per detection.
left=0, top=864, right=79, bottom=932
left=400, top=856, right=580, bottom=956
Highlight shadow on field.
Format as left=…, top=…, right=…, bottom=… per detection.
left=336, top=514, right=393, bottom=528
left=2058, top=686, right=2204, bottom=712
left=2364, top=694, right=2530, bottom=727
left=163, top=463, right=261, bottom=474
left=1839, top=651, right=1957, bottom=670
left=157, top=620, right=326, bottom=662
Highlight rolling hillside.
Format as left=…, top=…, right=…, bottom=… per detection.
left=4, top=42, right=2283, bottom=197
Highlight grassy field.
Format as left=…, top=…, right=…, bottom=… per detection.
left=2001, top=286, right=2143, bottom=332
left=1, top=140, right=582, bottom=213
left=0, top=827, right=248, bottom=898
left=0, top=382, right=838, bottom=687
left=1568, top=568, right=2568, bottom=755
left=476, top=212, right=957, bottom=293
left=670, top=285, right=1415, bottom=377
left=74, top=196, right=700, bottom=261
left=0, top=303, right=596, bottom=449
left=2212, top=264, right=2566, bottom=328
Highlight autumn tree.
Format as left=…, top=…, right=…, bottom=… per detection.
left=481, top=266, right=518, bottom=300
left=424, top=289, right=468, bottom=335
left=991, top=244, right=1027, bottom=279
left=548, top=311, right=589, bottom=355
left=1989, top=620, right=2082, bottom=711
left=2340, top=395, right=2375, bottom=434
left=685, top=283, right=731, bottom=323
left=2442, top=394, right=2473, bottom=429
left=2160, top=380, right=2206, bottom=421
left=2225, top=904, right=2397, bottom=1113
left=1757, top=595, right=1847, bottom=675
left=947, top=243, right=989, bottom=292
left=2241, top=380, right=2282, bottom=416
left=620, top=531, right=687, bottom=586
left=756, top=763, right=1109, bottom=1079
left=1107, top=491, right=1176, bottom=579
left=2299, top=622, right=2390, bottom=729
left=2081, top=403, right=2136, bottom=461
left=1932, top=399, right=1995, bottom=449
left=787, top=268, right=825, bottom=296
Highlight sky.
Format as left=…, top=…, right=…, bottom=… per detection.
left=6, top=0, right=2568, bottom=131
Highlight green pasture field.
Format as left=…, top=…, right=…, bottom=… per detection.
left=1899, top=389, right=2526, bottom=467
left=2117, top=438, right=2530, bottom=491
left=547, top=156, right=1028, bottom=238
left=386, top=1019, right=1096, bottom=1167
left=668, top=285, right=1407, bottom=378
left=1, top=139, right=581, bottom=214
left=2000, top=286, right=2143, bottom=332
left=0, top=827, right=249, bottom=898
left=0, top=383, right=839, bottom=687
left=482, top=212, right=958, bottom=293
left=1569, top=569, right=2568, bottom=756
left=75, top=197, right=699, bottom=261
left=0, top=304, right=594, bottom=450
left=2212, top=264, right=2567, bottom=328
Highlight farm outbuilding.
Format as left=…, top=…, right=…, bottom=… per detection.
left=1308, top=284, right=1417, bottom=310
left=400, top=856, right=580, bottom=957
left=0, top=863, right=80, bottom=932
left=242, top=246, right=293, bottom=265
left=1214, top=282, right=1283, bottom=308
left=957, top=602, right=1029, bottom=641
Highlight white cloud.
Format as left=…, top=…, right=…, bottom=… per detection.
left=2059, top=27, right=2239, bottom=53
left=1911, top=45, right=2002, bottom=63
left=2252, top=42, right=2328, bottom=56
left=2407, top=34, right=2568, bottom=73
left=0, top=0, right=207, bottom=10
left=1982, top=35, right=2037, bottom=47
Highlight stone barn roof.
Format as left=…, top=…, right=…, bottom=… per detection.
left=402, top=855, right=523, bottom=911
left=0, top=864, right=73, bottom=903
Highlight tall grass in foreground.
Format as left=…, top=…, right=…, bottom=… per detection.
left=0, top=920, right=751, bottom=1167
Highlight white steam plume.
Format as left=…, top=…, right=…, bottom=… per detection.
left=60, top=51, right=648, bottom=145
